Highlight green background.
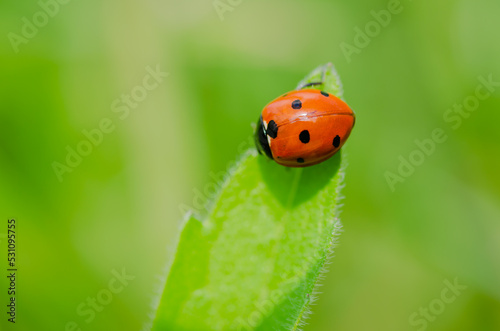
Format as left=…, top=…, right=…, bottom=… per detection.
left=1, top=0, right=499, bottom=330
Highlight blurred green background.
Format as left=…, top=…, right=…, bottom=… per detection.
left=1, top=0, right=499, bottom=330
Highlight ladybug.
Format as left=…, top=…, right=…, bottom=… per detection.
left=255, top=89, right=355, bottom=167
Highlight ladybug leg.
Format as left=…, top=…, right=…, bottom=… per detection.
left=298, top=81, right=322, bottom=89
left=297, top=64, right=327, bottom=89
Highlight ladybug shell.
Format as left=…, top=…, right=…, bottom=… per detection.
left=255, top=89, right=355, bottom=167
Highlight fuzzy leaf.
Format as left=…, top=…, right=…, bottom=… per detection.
left=153, top=63, right=347, bottom=331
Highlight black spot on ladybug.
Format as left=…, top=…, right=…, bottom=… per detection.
left=321, top=91, right=329, bottom=97
left=297, top=158, right=305, bottom=164
left=299, top=130, right=310, bottom=144
left=333, top=135, right=341, bottom=148
left=267, top=120, right=278, bottom=139
left=292, top=100, right=302, bottom=109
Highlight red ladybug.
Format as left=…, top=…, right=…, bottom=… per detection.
left=255, top=89, right=355, bottom=167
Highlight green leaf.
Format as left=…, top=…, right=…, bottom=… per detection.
left=152, top=63, right=347, bottom=331
left=296, top=62, right=344, bottom=97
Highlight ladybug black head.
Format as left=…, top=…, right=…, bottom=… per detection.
left=254, top=115, right=274, bottom=160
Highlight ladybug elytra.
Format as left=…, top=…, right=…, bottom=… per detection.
left=255, top=88, right=355, bottom=167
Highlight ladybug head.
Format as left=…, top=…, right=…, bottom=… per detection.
left=254, top=115, right=274, bottom=160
